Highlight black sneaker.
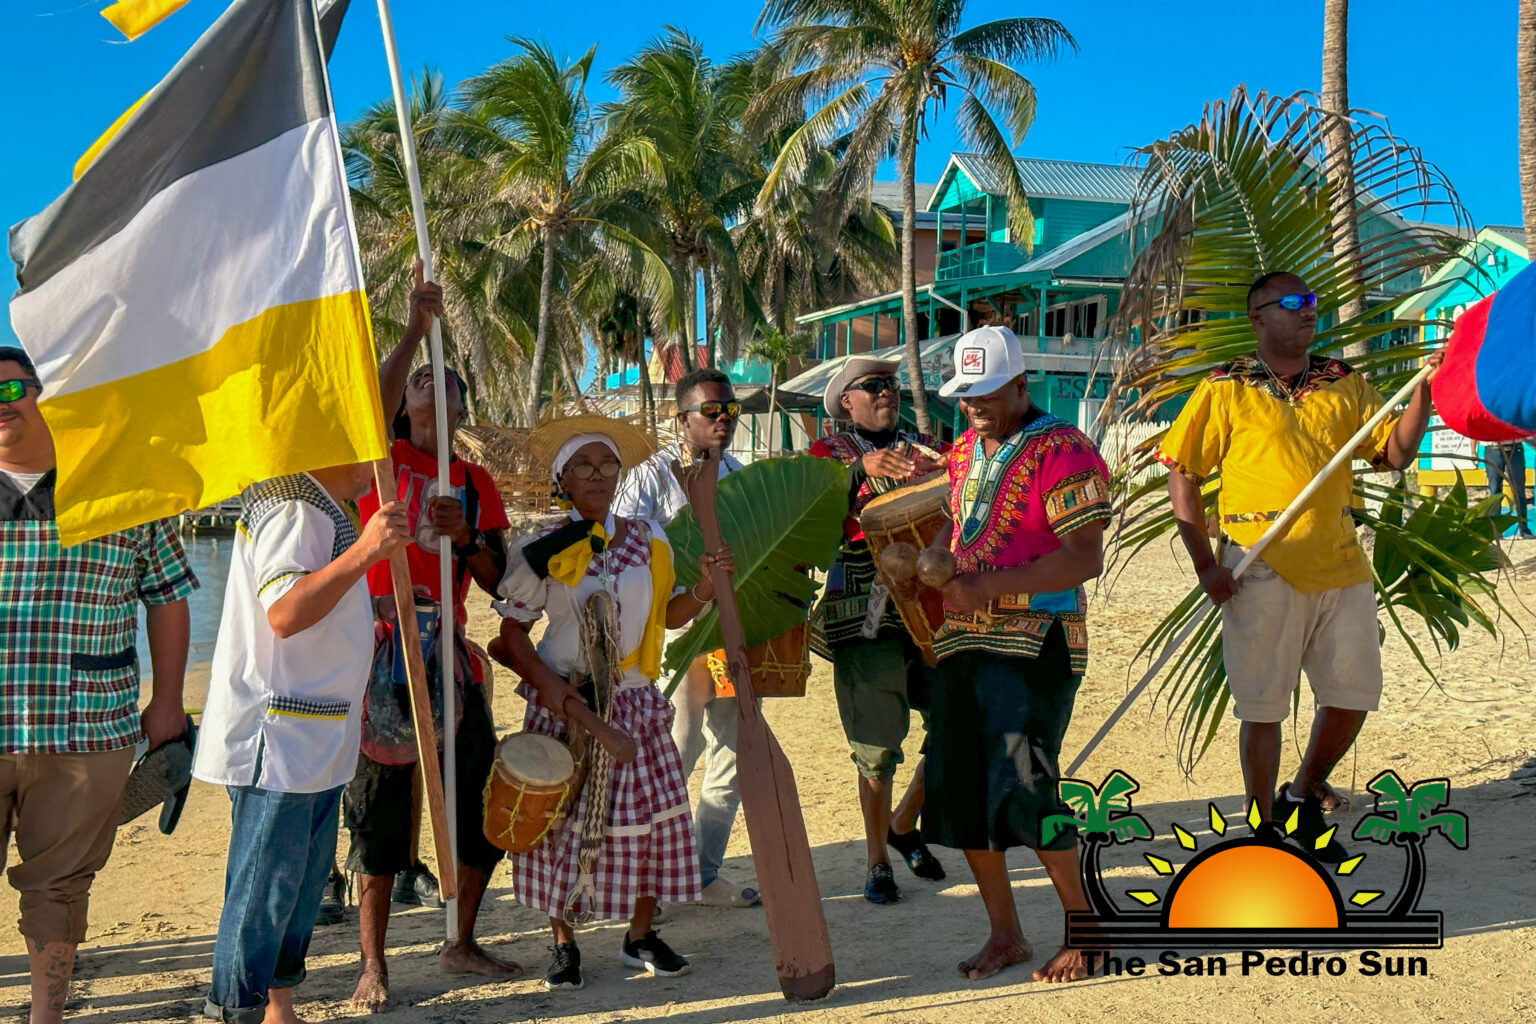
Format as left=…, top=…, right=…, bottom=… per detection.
left=544, top=942, right=583, bottom=990
left=888, top=828, right=946, bottom=881
left=1274, top=783, right=1348, bottom=863
left=315, top=866, right=347, bottom=926
left=864, top=861, right=901, bottom=905
left=392, top=862, right=444, bottom=907
left=618, top=930, right=690, bottom=977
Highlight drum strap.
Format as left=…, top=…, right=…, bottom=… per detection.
left=565, top=590, right=623, bottom=924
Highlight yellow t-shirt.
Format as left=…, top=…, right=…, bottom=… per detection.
left=1154, top=355, right=1397, bottom=593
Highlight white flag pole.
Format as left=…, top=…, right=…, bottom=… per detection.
left=374, top=0, right=459, bottom=942
left=1065, top=362, right=1433, bottom=777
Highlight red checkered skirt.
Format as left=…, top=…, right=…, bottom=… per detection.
left=510, top=682, right=702, bottom=921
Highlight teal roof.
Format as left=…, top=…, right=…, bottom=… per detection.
left=931, top=155, right=1144, bottom=208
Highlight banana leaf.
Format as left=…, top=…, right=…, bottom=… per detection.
left=661, top=455, right=850, bottom=693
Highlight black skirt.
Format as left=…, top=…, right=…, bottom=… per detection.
left=922, top=622, right=1081, bottom=853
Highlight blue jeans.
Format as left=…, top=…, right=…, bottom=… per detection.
left=670, top=671, right=746, bottom=888
left=205, top=785, right=342, bottom=1024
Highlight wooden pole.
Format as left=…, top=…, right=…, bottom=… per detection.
left=679, top=449, right=835, bottom=1001
left=374, top=0, right=460, bottom=936
left=1065, top=363, right=1434, bottom=776
left=371, top=461, right=457, bottom=899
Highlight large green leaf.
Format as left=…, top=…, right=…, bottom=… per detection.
left=661, top=455, right=850, bottom=692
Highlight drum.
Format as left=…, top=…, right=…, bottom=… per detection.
left=482, top=732, right=578, bottom=854
left=705, top=620, right=812, bottom=699
left=858, top=473, right=950, bottom=664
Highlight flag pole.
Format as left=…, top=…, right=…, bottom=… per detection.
left=1065, top=363, right=1434, bottom=777
left=374, top=0, right=459, bottom=942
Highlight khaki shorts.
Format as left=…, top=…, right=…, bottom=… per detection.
left=1219, top=544, right=1383, bottom=722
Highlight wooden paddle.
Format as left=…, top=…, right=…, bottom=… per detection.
left=678, top=448, right=835, bottom=1002
left=371, top=461, right=458, bottom=900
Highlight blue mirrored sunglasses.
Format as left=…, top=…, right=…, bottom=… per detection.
left=1255, top=292, right=1317, bottom=312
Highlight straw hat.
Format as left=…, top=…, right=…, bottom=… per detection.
left=528, top=414, right=656, bottom=478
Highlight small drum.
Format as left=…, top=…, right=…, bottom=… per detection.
left=706, top=621, right=812, bottom=699
left=858, top=473, right=950, bottom=664
left=482, top=732, right=578, bottom=854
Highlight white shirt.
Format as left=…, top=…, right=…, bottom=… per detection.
left=494, top=512, right=671, bottom=688
left=612, top=445, right=742, bottom=525
left=0, top=469, right=47, bottom=495
left=193, top=474, right=373, bottom=794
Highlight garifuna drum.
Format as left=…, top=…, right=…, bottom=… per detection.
left=706, top=620, right=812, bottom=699
left=483, top=732, right=579, bottom=854
left=858, top=472, right=952, bottom=665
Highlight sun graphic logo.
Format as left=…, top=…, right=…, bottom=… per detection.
left=1054, top=770, right=1468, bottom=951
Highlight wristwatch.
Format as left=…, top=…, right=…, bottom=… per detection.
left=452, top=531, right=485, bottom=559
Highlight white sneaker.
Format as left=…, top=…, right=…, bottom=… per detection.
left=698, top=877, right=762, bottom=908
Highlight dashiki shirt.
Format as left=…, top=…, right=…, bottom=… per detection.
left=1154, top=354, right=1397, bottom=593
left=493, top=513, right=701, bottom=920
left=933, top=410, right=1112, bottom=674
left=808, top=429, right=947, bottom=655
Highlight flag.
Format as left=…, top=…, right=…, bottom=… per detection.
left=1431, top=262, right=1535, bottom=443
left=101, top=0, right=193, bottom=40
left=8, top=0, right=384, bottom=545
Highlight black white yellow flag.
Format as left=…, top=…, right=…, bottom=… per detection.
left=8, top=0, right=384, bottom=545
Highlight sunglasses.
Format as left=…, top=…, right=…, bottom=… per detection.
left=563, top=460, right=621, bottom=481
left=1254, top=292, right=1318, bottom=312
left=844, top=376, right=900, bottom=396
left=681, top=401, right=740, bottom=420
left=0, top=378, right=41, bottom=403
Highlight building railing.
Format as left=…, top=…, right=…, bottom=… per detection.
left=937, top=242, right=988, bottom=279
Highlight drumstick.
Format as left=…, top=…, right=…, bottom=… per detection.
left=560, top=694, right=638, bottom=764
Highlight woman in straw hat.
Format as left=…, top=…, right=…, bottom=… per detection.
left=492, top=415, right=733, bottom=991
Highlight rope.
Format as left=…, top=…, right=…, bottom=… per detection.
left=563, top=589, right=622, bottom=924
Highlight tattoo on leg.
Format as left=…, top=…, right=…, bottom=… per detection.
left=28, top=937, right=75, bottom=1014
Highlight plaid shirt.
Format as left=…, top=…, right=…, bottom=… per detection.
left=0, top=471, right=199, bottom=754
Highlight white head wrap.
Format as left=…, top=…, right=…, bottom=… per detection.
left=551, top=433, right=622, bottom=484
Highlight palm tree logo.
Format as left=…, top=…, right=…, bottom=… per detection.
left=1059, top=770, right=1466, bottom=950
left=1352, top=771, right=1469, bottom=917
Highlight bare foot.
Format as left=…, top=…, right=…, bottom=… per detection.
left=438, top=940, right=524, bottom=979
left=956, top=934, right=1033, bottom=981
left=1316, top=781, right=1349, bottom=813
left=349, top=962, right=390, bottom=1014
left=260, top=988, right=308, bottom=1024
left=1032, top=945, right=1098, bottom=983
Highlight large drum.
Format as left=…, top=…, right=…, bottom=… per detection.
left=706, top=621, right=812, bottom=699
left=482, top=732, right=579, bottom=854
left=859, top=473, right=950, bottom=665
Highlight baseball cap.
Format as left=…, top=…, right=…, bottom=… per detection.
left=938, top=325, right=1026, bottom=398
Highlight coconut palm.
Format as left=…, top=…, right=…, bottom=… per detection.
left=604, top=28, right=758, bottom=373
left=1521, top=0, right=1536, bottom=247
left=1040, top=770, right=1153, bottom=919
left=462, top=38, right=672, bottom=423
left=1352, top=770, right=1468, bottom=916
left=743, top=324, right=814, bottom=456
left=1321, top=0, right=1368, bottom=359
left=752, top=1, right=1076, bottom=433
left=1102, top=88, right=1514, bottom=771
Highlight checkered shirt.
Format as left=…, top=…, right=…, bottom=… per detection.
left=0, top=471, right=199, bottom=754
left=509, top=681, right=701, bottom=920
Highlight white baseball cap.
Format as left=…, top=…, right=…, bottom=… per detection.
left=938, top=325, right=1026, bottom=398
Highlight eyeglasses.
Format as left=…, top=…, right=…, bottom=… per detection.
left=681, top=401, right=740, bottom=420
left=844, top=376, right=900, bottom=396
left=0, top=378, right=41, bottom=403
left=563, top=460, right=622, bottom=481
left=1254, top=292, right=1318, bottom=313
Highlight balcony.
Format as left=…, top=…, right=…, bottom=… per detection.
left=936, top=240, right=1027, bottom=281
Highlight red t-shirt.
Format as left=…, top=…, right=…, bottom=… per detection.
left=358, top=438, right=510, bottom=625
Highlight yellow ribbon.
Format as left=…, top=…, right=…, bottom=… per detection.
left=619, top=538, right=673, bottom=681
left=546, top=521, right=607, bottom=588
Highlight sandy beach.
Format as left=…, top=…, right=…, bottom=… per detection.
left=3, top=537, right=1532, bottom=1024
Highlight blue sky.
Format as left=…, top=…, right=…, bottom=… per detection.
left=3, top=0, right=1524, bottom=350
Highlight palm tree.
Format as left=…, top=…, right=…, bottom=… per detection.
left=1321, top=0, right=1368, bottom=360
left=752, top=1, right=1076, bottom=433
left=1040, top=770, right=1153, bottom=919
left=1521, top=0, right=1536, bottom=248
left=1104, top=88, right=1515, bottom=771
left=604, top=28, right=758, bottom=373
left=462, top=38, right=671, bottom=423
left=743, top=325, right=814, bottom=455
left=1352, top=770, right=1468, bottom=916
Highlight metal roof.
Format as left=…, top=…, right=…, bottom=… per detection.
left=938, top=154, right=1145, bottom=206
left=1486, top=224, right=1527, bottom=247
